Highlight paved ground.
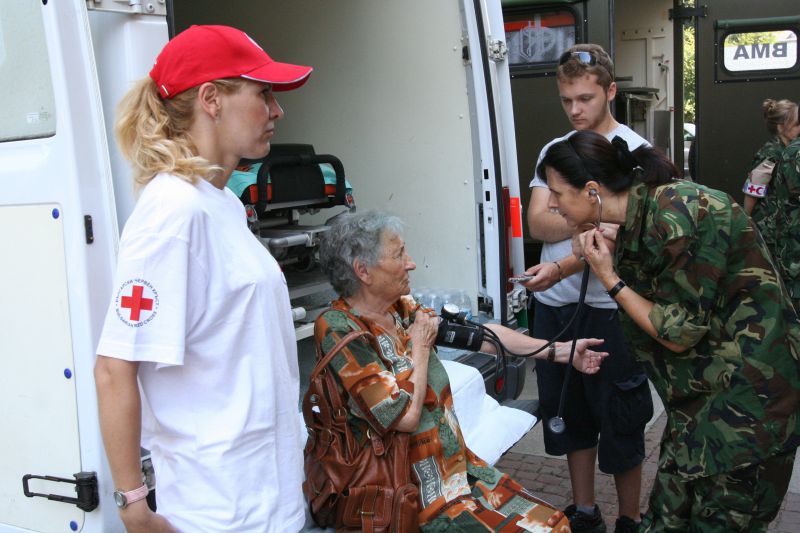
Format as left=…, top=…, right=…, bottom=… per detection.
left=495, top=364, right=800, bottom=532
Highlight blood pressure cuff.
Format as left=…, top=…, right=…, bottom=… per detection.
left=742, top=159, right=776, bottom=198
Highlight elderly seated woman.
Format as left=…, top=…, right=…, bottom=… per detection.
left=314, top=210, right=608, bottom=532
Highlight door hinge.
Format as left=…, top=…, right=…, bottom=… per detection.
left=22, top=472, right=99, bottom=512
left=487, top=38, right=508, bottom=62
left=669, top=4, right=708, bottom=22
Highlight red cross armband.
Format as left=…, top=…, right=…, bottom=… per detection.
left=743, top=159, right=776, bottom=198
left=743, top=180, right=768, bottom=198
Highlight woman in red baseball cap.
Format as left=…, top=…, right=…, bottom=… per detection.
left=94, top=25, right=312, bottom=533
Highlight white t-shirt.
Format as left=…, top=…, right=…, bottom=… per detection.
left=529, top=124, right=649, bottom=308
left=97, top=173, right=305, bottom=533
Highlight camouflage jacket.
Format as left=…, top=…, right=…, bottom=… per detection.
left=615, top=180, right=800, bottom=479
left=772, top=138, right=800, bottom=298
left=749, top=136, right=784, bottom=250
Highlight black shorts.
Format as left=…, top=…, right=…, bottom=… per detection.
left=533, top=300, right=653, bottom=475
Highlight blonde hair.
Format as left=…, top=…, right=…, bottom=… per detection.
left=762, top=98, right=798, bottom=135
left=114, top=77, right=244, bottom=192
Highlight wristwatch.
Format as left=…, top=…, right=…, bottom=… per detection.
left=113, top=484, right=149, bottom=509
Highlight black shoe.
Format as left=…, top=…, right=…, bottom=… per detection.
left=563, top=504, right=607, bottom=533
left=614, top=516, right=640, bottom=533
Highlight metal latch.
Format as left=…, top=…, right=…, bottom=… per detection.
left=507, top=287, right=528, bottom=316
left=22, top=472, right=99, bottom=512
left=487, top=38, right=508, bottom=62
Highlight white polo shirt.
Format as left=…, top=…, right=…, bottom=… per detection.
left=97, top=173, right=304, bottom=533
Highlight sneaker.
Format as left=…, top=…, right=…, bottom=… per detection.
left=563, top=504, right=607, bottom=533
left=614, top=516, right=640, bottom=533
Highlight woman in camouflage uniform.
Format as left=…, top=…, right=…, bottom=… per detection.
left=770, top=132, right=800, bottom=311
left=313, top=210, right=609, bottom=532
left=539, top=130, right=800, bottom=532
left=741, top=99, right=800, bottom=252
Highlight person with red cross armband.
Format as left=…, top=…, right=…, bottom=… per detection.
left=742, top=98, right=800, bottom=256
left=93, top=25, right=312, bottom=533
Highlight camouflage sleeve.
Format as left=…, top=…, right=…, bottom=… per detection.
left=643, top=189, right=725, bottom=348
left=743, top=139, right=782, bottom=197
left=314, top=309, right=413, bottom=435
left=750, top=138, right=782, bottom=173
left=780, top=147, right=800, bottom=199
left=776, top=145, right=800, bottom=281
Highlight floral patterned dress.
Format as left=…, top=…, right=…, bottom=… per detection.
left=314, top=296, right=569, bottom=532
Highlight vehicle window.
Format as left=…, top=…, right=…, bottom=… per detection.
left=722, top=30, right=798, bottom=73
left=504, top=9, right=577, bottom=69
left=0, top=1, right=56, bottom=142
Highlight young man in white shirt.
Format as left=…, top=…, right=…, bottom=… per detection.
left=521, top=44, right=653, bottom=533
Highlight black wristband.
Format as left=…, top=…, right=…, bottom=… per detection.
left=607, top=279, right=626, bottom=299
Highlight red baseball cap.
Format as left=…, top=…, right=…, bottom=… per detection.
left=149, top=25, right=313, bottom=99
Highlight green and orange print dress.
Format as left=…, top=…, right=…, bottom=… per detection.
left=314, top=296, right=569, bottom=532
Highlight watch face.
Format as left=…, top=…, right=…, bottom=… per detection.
left=113, top=491, right=127, bottom=508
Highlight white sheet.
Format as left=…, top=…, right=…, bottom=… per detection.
left=441, top=360, right=537, bottom=465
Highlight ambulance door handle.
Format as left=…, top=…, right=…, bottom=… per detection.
left=22, top=471, right=99, bottom=512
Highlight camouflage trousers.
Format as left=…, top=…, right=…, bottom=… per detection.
left=639, top=448, right=795, bottom=532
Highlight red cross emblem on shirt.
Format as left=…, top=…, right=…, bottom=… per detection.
left=748, top=184, right=759, bottom=194
left=121, top=284, right=154, bottom=321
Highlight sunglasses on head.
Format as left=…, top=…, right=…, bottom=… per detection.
left=558, top=50, right=598, bottom=67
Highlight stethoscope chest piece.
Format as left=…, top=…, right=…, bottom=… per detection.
left=548, top=416, right=566, bottom=435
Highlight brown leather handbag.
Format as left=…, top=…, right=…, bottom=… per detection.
left=302, top=329, right=420, bottom=532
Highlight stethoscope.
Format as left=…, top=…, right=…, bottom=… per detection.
left=437, top=187, right=603, bottom=435
left=546, top=188, right=601, bottom=434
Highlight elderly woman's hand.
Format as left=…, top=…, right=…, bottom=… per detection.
left=553, top=338, right=608, bottom=374
left=409, top=311, right=438, bottom=353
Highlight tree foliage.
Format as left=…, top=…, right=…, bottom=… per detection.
left=684, top=24, right=695, bottom=124
left=725, top=31, right=778, bottom=46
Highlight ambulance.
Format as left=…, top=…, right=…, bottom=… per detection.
left=1, top=0, right=796, bottom=531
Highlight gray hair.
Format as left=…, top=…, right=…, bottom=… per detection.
left=319, top=211, right=405, bottom=297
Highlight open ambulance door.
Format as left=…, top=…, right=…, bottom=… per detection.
left=0, top=0, right=119, bottom=531
left=463, top=0, right=527, bottom=324
left=168, top=0, right=524, bottom=324
left=684, top=0, right=799, bottom=198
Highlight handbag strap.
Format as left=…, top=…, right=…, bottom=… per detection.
left=303, top=330, right=370, bottom=437
left=310, top=330, right=372, bottom=383
left=307, top=310, right=397, bottom=451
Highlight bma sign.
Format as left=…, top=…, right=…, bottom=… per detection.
left=723, top=33, right=798, bottom=72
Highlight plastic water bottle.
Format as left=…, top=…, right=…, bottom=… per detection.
left=453, top=289, right=473, bottom=320
left=412, top=287, right=428, bottom=307
left=429, top=290, right=445, bottom=314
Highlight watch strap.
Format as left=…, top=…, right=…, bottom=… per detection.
left=116, top=483, right=149, bottom=508
left=607, top=279, right=626, bottom=299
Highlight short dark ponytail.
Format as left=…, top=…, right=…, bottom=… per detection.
left=538, top=130, right=678, bottom=192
